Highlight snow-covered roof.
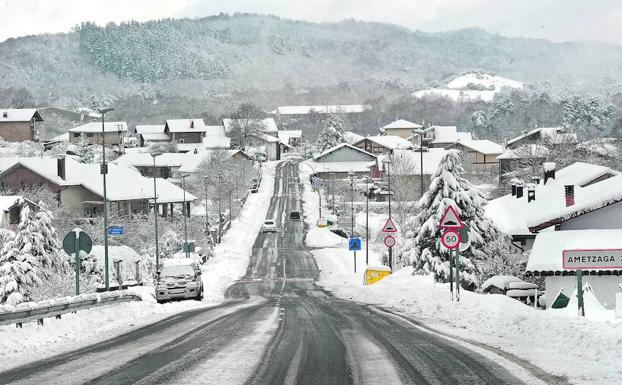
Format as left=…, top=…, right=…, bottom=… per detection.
left=203, top=135, right=231, bottom=149
left=176, top=150, right=246, bottom=174
left=277, top=130, right=302, bottom=145
left=313, top=143, right=376, bottom=161
left=205, top=125, right=227, bottom=137
left=527, top=229, right=622, bottom=273
left=140, top=133, right=170, bottom=141
left=271, top=105, right=370, bottom=115
left=506, top=127, right=568, bottom=147
left=153, top=178, right=197, bottom=203
left=344, top=131, right=364, bottom=144
left=389, top=148, right=448, bottom=175
left=52, top=133, right=69, bottom=142
left=0, top=108, right=42, bottom=123
left=304, top=160, right=375, bottom=174
left=430, top=126, right=472, bottom=144
left=114, top=153, right=190, bottom=168
left=222, top=118, right=278, bottom=134
left=165, top=119, right=207, bottom=133
left=354, top=135, right=413, bottom=150
left=481, top=275, right=522, bottom=291
left=527, top=173, right=622, bottom=232
left=446, top=73, right=524, bottom=91
left=0, top=195, right=22, bottom=212
left=486, top=162, right=619, bottom=236
left=381, top=119, right=422, bottom=130
left=68, top=122, right=127, bottom=133
left=452, top=139, right=503, bottom=155
left=135, top=125, right=165, bottom=134
left=496, top=144, right=550, bottom=160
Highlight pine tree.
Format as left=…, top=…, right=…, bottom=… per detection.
left=75, top=135, right=95, bottom=163
left=33, top=202, right=67, bottom=274
left=317, top=114, right=346, bottom=152
left=0, top=203, right=40, bottom=305
left=398, top=150, right=501, bottom=289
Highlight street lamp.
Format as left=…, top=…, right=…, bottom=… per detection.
left=365, top=179, right=370, bottom=266
left=217, top=171, right=223, bottom=243
left=98, top=107, right=114, bottom=290
left=227, top=167, right=233, bottom=223
left=412, top=128, right=427, bottom=198
left=203, top=175, right=210, bottom=239
left=151, top=150, right=163, bottom=271
left=181, top=174, right=190, bottom=258
left=348, top=170, right=357, bottom=273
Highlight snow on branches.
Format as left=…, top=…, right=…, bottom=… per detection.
left=398, top=149, right=502, bottom=289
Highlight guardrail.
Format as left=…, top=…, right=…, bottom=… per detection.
left=0, top=290, right=143, bottom=328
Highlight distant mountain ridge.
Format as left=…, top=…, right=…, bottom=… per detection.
left=1, top=13, right=621, bottom=108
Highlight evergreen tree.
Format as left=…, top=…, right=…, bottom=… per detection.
left=0, top=203, right=41, bottom=305
left=398, top=150, right=501, bottom=289
left=317, top=114, right=346, bottom=152
left=75, top=135, right=95, bottom=163
left=33, top=202, right=67, bottom=274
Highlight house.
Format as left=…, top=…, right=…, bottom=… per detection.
left=505, top=127, right=577, bottom=150
left=164, top=119, right=208, bottom=151
left=426, top=126, right=473, bottom=148
left=305, top=143, right=377, bottom=179
left=68, top=121, right=128, bottom=146
left=446, top=138, right=503, bottom=173
left=526, top=229, right=622, bottom=310
left=344, top=131, right=364, bottom=144
left=386, top=148, right=448, bottom=199
left=0, top=156, right=195, bottom=217
left=486, top=162, right=619, bottom=251
left=352, top=136, right=413, bottom=156
left=135, top=125, right=169, bottom=147
left=0, top=108, right=44, bottom=142
left=496, top=144, right=550, bottom=182
left=113, top=152, right=193, bottom=179
left=204, top=125, right=231, bottom=149
left=176, top=150, right=253, bottom=174
left=379, top=119, right=423, bottom=139
left=0, top=196, right=37, bottom=229
left=277, top=130, right=302, bottom=147
left=247, top=132, right=281, bottom=160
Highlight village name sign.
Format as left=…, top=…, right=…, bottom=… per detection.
left=563, top=249, right=622, bottom=270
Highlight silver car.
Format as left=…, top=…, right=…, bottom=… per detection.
left=156, top=262, right=203, bottom=303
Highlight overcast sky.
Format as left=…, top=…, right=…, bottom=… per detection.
left=1, top=0, right=621, bottom=45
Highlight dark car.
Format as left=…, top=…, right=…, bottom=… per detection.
left=289, top=210, right=301, bottom=220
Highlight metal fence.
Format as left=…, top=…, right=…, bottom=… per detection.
left=0, top=290, right=142, bottom=328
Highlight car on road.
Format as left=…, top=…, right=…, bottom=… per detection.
left=155, top=259, right=203, bottom=303
left=250, top=184, right=259, bottom=193
left=289, top=210, right=301, bottom=220
left=261, top=219, right=277, bottom=233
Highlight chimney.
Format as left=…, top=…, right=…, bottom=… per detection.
left=543, top=162, right=556, bottom=184
left=531, top=176, right=540, bottom=185
left=57, top=156, right=66, bottom=180
left=190, top=120, right=194, bottom=129
left=565, top=185, right=575, bottom=207
left=516, top=180, right=524, bottom=199
left=510, top=178, right=518, bottom=196
left=2, top=111, right=7, bottom=118
left=527, top=183, right=536, bottom=202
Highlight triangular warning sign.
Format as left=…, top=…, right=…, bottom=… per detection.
left=382, top=218, right=398, bottom=233
left=439, top=205, right=464, bottom=229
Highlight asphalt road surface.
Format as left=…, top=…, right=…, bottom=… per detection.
left=0, top=161, right=553, bottom=385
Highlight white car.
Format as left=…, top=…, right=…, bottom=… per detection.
left=262, top=219, right=277, bottom=233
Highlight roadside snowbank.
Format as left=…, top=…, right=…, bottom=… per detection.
left=0, top=162, right=279, bottom=371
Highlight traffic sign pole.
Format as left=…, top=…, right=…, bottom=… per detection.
left=449, top=249, right=454, bottom=301
left=74, top=229, right=80, bottom=295
left=455, top=248, right=460, bottom=301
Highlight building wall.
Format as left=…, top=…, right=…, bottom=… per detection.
left=317, top=146, right=374, bottom=162
left=247, top=136, right=279, bottom=160
left=560, top=202, right=622, bottom=231
left=0, top=121, right=34, bottom=142
left=353, top=140, right=391, bottom=156
left=544, top=275, right=622, bottom=309
left=60, top=185, right=102, bottom=213
left=69, top=131, right=123, bottom=145
left=170, top=132, right=205, bottom=144
left=0, top=167, right=62, bottom=196
left=383, top=128, right=412, bottom=139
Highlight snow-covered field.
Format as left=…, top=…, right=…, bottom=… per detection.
left=0, top=161, right=278, bottom=371
left=300, top=164, right=622, bottom=385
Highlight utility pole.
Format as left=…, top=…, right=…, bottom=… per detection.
left=98, top=107, right=114, bottom=290
left=181, top=174, right=189, bottom=258
left=218, top=171, right=223, bottom=243
left=151, top=151, right=162, bottom=271
left=228, top=168, right=233, bottom=223
left=349, top=171, right=356, bottom=273
left=383, top=158, right=393, bottom=269
left=365, top=180, right=369, bottom=265
left=204, top=175, right=210, bottom=238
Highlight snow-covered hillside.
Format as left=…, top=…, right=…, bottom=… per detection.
left=413, top=72, right=524, bottom=102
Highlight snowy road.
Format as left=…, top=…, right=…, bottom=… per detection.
left=0, top=162, right=554, bottom=385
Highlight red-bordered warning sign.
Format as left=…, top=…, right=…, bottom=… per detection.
left=381, top=218, right=398, bottom=233
left=439, top=205, right=464, bottom=229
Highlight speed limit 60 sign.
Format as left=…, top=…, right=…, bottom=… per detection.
left=441, top=230, right=461, bottom=250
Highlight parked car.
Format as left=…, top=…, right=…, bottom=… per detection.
left=250, top=184, right=259, bottom=193
left=262, top=219, right=277, bottom=233
left=289, top=210, right=301, bottom=220
left=155, top=260, right=203, bottom=303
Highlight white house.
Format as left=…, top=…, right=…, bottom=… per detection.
left=306, top=143, right=377, bottom=179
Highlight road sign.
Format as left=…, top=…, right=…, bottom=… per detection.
left=439, top=205, right=463, bottom=229
left=108, top=226, right=124, bottom=236
left=63, top=229, right=93, bottom=256
left=441, top=230, right=461, bottom=250
left=381, top=218, right=398, bottom=233
left=459, top=225, right=470, bottom=243
left=349, top=237, right=362, bottom=251
left=384, top=234, right=396, bottom=248
left=562, top=249, right=622, bottom=270
left=312, top=177, right=323, bottom=189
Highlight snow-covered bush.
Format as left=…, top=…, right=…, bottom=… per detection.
left=317, top=114, right=346, bottom=152
left=398, top=150, right=503, bottom=289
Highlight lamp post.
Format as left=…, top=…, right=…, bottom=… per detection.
left=204, top=175, right=210, bottom=238
left=181, top=174, right=190, bottom=258
left=98, top=107, right=114, bottom=290
left=218, top=171, right=223, bottom=243
left=151, top=150, right=163, bottom=271
left=412, top=128, right=426, bottom=198
left=348, top=170, right=357, bottom=273
left=227, top=167, right=233, bottom=223
left=365, top=179, right=370, bottom=266
left=382, top=157, right=393, bottom=270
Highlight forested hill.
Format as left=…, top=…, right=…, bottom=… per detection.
left=1, top=13, right=622, bottom=109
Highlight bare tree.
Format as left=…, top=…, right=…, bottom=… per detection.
left=228, top=103, right=267, bottom=149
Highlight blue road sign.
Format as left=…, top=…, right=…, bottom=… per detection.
left=108, top=226, right=124, bottom=236
left=349, top=237, right=362, bottom=251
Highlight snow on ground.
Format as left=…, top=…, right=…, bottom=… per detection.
left=0, top=162, right=279, bottom=371
left=299, top=163, right=622, bottom=385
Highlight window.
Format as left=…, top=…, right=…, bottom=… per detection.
left=87, top=133, right=94, bottom=137
left=73, top=133, right=80, bottom=138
